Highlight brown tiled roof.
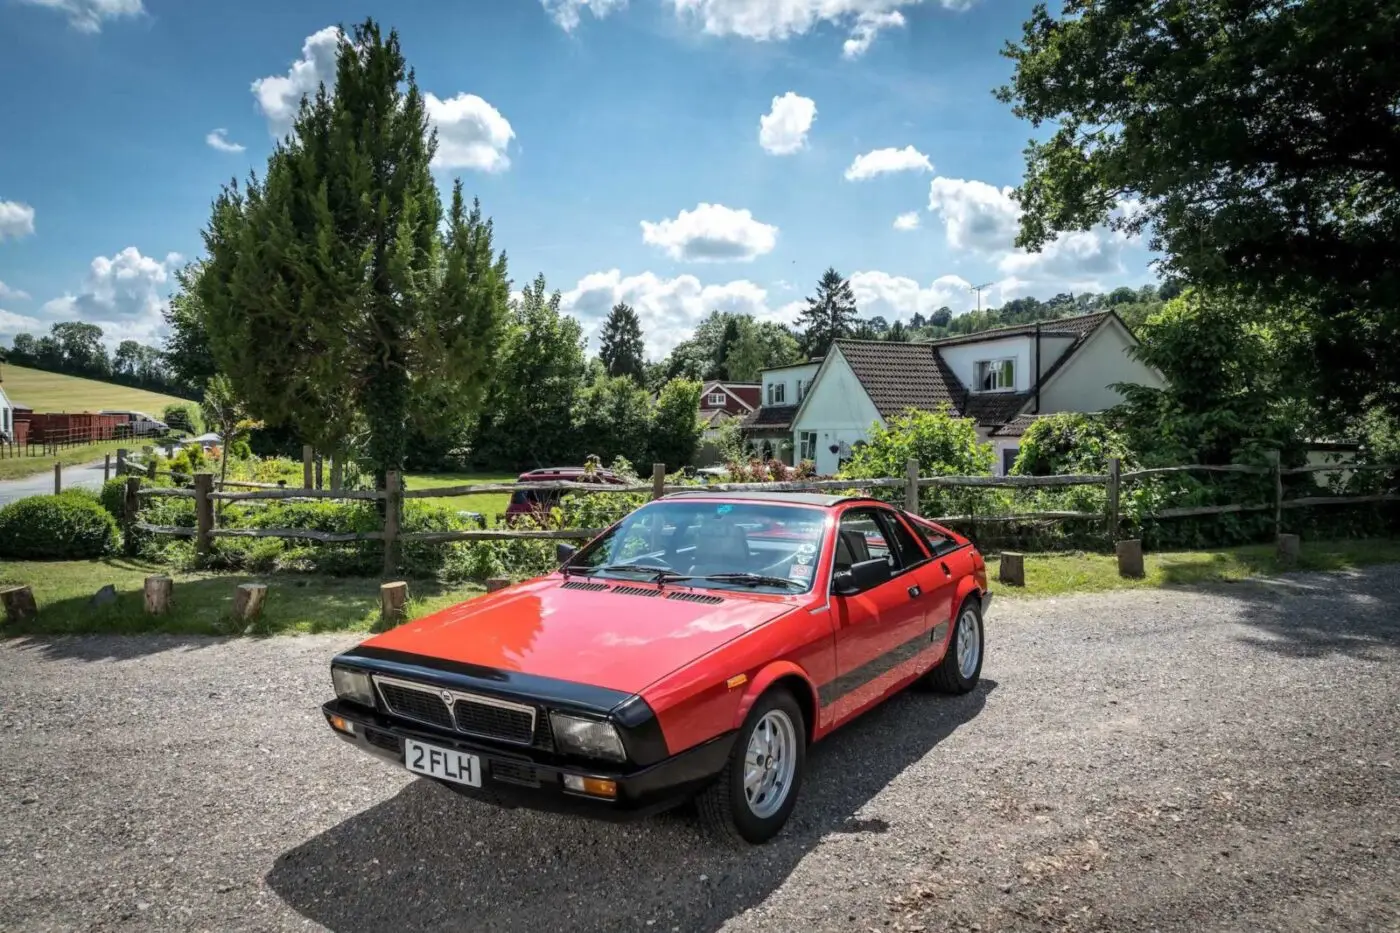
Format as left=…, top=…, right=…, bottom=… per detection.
left=922, top=311, right=1111, bottom=349
left=742, top=404, right=800, bottom=429
left=989, top=414, right=1045, bottom=438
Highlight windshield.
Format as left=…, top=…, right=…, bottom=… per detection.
left=564, top=500, right=828, bottom=593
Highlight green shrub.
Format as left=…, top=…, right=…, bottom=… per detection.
left=1011, top=413, right=1136, bottom=476
left=0, top=492, right=119, bottom=559
left=99, top=477, right=128, bottom=520
left=162, top=403, right=203, bottom=435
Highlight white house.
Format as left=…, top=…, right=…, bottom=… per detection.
left=0, top=382, right=14, bottom=442
left=743, top=311, right=1166, bottom=475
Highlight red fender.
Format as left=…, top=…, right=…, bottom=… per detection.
left=730, top=660, right=819, bottom=732
left=952, top=576, right=983, bottom=620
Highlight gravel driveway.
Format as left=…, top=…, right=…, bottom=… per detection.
left=2, top=566, right=1397, bottom=933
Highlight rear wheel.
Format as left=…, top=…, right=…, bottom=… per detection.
left=923, top=596, right=984, bottom=694
left=696, top=689, right=806, bottom=844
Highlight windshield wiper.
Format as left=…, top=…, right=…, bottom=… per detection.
left=694, top=572, right=806, bottom=590
left=593, top=563, right=687, bottom=583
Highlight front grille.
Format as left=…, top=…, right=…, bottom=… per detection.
left=364, top=728, right=400, bottom=752
left=610, top=585, right=663, bottom=598
left=490, top=760, right=541, bottom=787
left=378, top=682, right=454, bottom=729
left=666, top=591, right=723, bottom=604
left=453, top=699, right=534, bottom=744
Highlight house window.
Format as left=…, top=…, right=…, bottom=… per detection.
left=767, top=382, right=786, bottom=405
left=707, top=392, right=727, bottom=407
left=796, top=378, right=809, bottom=402
left=1001, top=447, right=1020, bottom=475
left=975, top=358, right=1016, bottom=392
left=799, top=431, right=816, bottom=462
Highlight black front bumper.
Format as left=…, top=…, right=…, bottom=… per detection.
left=323, top=699, right=736, bottom=820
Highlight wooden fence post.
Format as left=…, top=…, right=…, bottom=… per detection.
left=999, top=552, right=1025, bottom=586
left=330, top=454, right=343, bottom=491
left=1265, top=449, right=1282, bottom=538
left=53, top=462, right=62, bottom=495
left=116, top=448, right=128, bottom=475
left=905, top=457, right=920, bottom=515
left=123, top=477, right=141, bottom=527
left=103, top=453, right=111, bottom=482
left=302, top=445, right=314, bottom=489
left=379, top=581, right=408, bottom=628
left=193, top=472, right=214, bottom=559
left=146, top=458, right=156, bottom=480
left=315, top=455, right=324, bottom=489
left=1116, top=538, right=1145, bottom=578
left=1106, top=456, right=1121, bottom=541
left=382, top=470, right=401, bottom=577
left=651, top=463, right=666, bottom=501
left=144, top=575, right=173, bottom=615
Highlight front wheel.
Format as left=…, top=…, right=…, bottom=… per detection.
left=696, top=690, right=806, bottom=845
left=923, top=596, right=984, bottom=694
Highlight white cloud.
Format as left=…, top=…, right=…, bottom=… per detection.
left=641, top=203, right=778, bottom=262
left=561, top=269, right=778, bottom=356
left=997, top=229, right=1124, bottom=283
left=16, top=0, right=142, bottom=33
left=541, top=0, right=626, bottom=30
left=0, top=201, right=36, bottom=241
left=251, top=26, right=342, bottom=133
left=205, top=128, right=245, bottom=153
left=40, top=247, right=179, bottom=345
left=892, top=211, right=920, bottom=231
left=842, top=10, right=904, bottom=58
left=0, top=309, right=45, bottom=340
left=849, top=271, right=985, bottom=321
left=0, top=281, right=31, bottom=301
left=758, top=92, right=816, bottom=155
left=925, top=176, right=1021, bottom=252
left=426, top=93, right=515, bottom=172
left=844, top=145, right=933, bottom=181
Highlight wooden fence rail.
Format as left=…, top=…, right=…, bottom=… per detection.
left=119, top=455, right=1399, bottom=569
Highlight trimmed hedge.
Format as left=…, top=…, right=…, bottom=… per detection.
left=0, top=492, right=119, bottom=560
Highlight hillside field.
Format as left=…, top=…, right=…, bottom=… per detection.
left=0, top=364, right=189, bottom=414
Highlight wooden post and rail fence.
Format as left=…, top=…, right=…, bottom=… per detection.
left=113, top=450, right=1399, bottom=579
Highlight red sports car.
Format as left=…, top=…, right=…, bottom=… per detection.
left=323, top=491, right=991, bottom=843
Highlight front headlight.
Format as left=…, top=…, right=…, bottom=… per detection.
left=331, top=666, right=376, bottom=708
left=550, top=713, right=626, bottom=762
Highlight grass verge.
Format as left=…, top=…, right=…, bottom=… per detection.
left=0, top=439, right=129, bottom=482
left=0, top=558, right=483, bottom=637
left=987, top=538, right=1400, bottom=598
left=404, top=471, right=516, bottom=521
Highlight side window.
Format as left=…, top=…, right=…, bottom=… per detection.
left=875, top=511, right=929, bottom=570
left=911, top=521, right=958, bottom=557
left=833, top=510, right=890, bottom=573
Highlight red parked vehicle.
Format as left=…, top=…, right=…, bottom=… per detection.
left=323, top=491, right=990, bottom=843
left=501, top=466, right=629, bottom=526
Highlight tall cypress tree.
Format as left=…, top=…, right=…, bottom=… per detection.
left=598, top=302, right=646, bottom=381
left=196, top=19, right=508, bottom=481
left=794, top=267, right=858, bottom=358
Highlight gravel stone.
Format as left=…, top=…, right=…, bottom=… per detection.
left=1, top=566, right=1397, bottom=932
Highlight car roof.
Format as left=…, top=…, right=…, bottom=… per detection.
left=660, top=490, right=891, bottom=508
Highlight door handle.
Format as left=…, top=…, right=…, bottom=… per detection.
left=907, top=584, right=922, bottom=599
left=940, top=561, right=952, bottom=578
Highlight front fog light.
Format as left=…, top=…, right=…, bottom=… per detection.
left=550, top=713, right=626, bottom=761
left=332, top=666, right=376, bottom=707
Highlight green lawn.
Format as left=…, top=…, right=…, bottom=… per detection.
left=1, top=363, right=188, bottom=414
left=0, top=558, right=484, bottom=637
left=0, top=438, right=129, bottom=481
left=404, top=471, right=516, bottom=523
left=987, top=538, right=1400, bottom=598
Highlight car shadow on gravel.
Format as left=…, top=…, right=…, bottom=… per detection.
left=266, top=679, right=995, bottom=933
left=1215, top=567, right=1399, bottom=660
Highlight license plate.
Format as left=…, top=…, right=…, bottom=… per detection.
left=404, top=738, right=481, bottom=788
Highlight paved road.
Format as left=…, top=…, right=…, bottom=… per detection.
left=0, top=460, right=108, bottom=505
left=1, top=568, right=1397, bottom=932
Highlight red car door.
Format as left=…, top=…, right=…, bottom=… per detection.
left=824, top=506, right=931, bottom=725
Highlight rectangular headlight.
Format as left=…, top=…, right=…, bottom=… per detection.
left=331, top=666, right=376, bottom=708
left=550, top=713, right=626, bottom=762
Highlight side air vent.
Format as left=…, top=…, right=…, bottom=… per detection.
left=560, top=580, right=609, bottom=592
left=610, top=585, right=664, bottom=598
left=666, top=591, right=724, bottom=605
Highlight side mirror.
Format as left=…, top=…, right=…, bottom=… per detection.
left=832, top=557, right=892, bottom=595
left=556, top=542, right=577, bottom=564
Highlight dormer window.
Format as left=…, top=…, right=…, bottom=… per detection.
left=796, top=378, right=809, bottom=402
left=767, top=382, right=786, bottom=405
left=707, top=392, right=727, bottom=407
left=975, top=359, right=1016, bottom=392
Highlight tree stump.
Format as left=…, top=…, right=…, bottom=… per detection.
left=486, top=577, right=510, bottom=593
left=1116, top=539, right=1145, bottom=579
left=233, top=583, right=268, bottom=623
left=1276, top=533, right=1301, bottom=565
left=380, top=581, right=408, bottom=628
left=144, top=575, right=173, bottom=615
left=998, top=552, right=1025, bottom=587
left=1, top=585, right=38, bottom=625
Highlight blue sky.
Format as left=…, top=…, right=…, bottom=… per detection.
left=0, top=0, right=1158, bottom=358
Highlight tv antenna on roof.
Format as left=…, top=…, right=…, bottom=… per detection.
left=969, top=282, right=993, bottom=313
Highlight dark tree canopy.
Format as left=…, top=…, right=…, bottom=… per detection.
left=794, top=267, right=858, bottom=357
left=998, top=0, right=1400, bottom=422
left=598, top=302, right=646, bottom=381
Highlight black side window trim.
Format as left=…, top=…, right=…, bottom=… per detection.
left=872, top=510, right=930, bottom=575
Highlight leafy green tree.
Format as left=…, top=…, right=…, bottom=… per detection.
left=885, top=320, right=911, bottom=343
left=195, top=19, right=506, bottom=482
left=200, top=374, right=264, bottom=511
left=1010, top=412, right=1133, bottom=476
left=161, top=403, right=203, bottom=435
left=839, top=406, right=992, bottom=512
left=50, top=321, right=108, bottom=376
left=598, top=302, right=646, bottom=381
left=649, top=378, right=703, bottom=468
left=794, top=267, right=857, bottom=358
left=998, top=0, right=1400, bottom=424
left=575, top=375, right=652, bottom=465
left=163, top=262, right=219, bottom=395
left=720, top=317, right=802, bottom=383
left=6, top=333, right=37, bottom=364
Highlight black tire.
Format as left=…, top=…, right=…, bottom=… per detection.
left=696, top=689, right=806, bottom=845
left=923, top=594, right=984, bottom=694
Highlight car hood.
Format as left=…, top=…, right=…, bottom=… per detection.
left=359, top=577, right=796, bottom=696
